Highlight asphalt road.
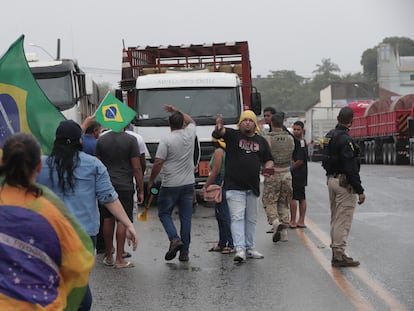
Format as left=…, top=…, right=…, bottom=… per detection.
left=89, top=162, right=414, bottom=311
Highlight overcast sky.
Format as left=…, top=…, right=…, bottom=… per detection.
left=1, top=0, right=413, bottom=87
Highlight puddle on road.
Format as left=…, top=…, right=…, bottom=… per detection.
left=165, top=262, right=202, bottom=271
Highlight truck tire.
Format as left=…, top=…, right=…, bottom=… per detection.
left=390, top=144, right=397, bottom=165
left=364, top=141, right=369, bottom=164
left=383, top=143, right=388, bottom=165
left=371, top=141, right=376, bottom=164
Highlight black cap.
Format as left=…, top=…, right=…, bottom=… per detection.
left=55, top=120, right=82, bottom=144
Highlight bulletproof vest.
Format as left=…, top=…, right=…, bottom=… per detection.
left=266, top=131, right=293, bottom=167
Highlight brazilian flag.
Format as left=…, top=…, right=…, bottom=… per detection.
left=0, top=35, right=65, bottom=155
left=95, top=91, right=136, bottom=132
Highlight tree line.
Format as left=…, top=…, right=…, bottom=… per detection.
left=253, top=36, right=414, bottom=115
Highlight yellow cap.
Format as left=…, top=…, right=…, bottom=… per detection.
left=237, top=110, right=260, bottom=133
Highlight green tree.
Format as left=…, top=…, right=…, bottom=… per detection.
left=312, top=58, right=340, bottom=75
left=254, top=70, right=316, bottom=113
left=360, top=36, right=414, bottom=82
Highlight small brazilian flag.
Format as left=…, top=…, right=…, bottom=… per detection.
left=95, top=92, right=136, bottom=132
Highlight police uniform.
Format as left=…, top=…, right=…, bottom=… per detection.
left=323, top=124, right=364, bottom=266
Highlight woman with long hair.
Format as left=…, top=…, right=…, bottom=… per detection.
left=0, top=133, right=94, bottom=310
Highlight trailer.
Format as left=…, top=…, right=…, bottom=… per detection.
left=349, top=94, right=414, bottom=165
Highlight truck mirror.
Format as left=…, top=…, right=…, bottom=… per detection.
left=250, top=91, right=262, bottom=115
left=115, top=89, right=123, bottom=102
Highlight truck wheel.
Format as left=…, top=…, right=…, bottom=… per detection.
left=364, top=141, right=369, bottom=164
left=371, top=141, right=376, bottom=164
left=390, top=144, right=396, bottom=165
left=382, top=144, right=388, bottom=165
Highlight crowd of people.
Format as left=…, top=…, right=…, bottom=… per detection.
left=0, top=103, right=365, bottom=309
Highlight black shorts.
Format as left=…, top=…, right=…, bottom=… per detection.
left=100, top=190, right=134, bottom=222
left=292, top=184, right=306, bottom=201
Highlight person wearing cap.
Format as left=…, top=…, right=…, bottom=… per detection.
left=36, top=119, right=139, bottom=309
left=202, top=133, right=234, bottom=254
left=38, top=120, right=138, bottom=251
left=214, top=110, right=274, bottom=263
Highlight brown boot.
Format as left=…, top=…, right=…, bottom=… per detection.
left=332, top=250, right=360, bottom=267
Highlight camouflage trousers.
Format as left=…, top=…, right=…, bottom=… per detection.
left=262, top=171, right=292, bottom=226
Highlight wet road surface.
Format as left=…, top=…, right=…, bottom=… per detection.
left=90, top=163, right=414, bottom=311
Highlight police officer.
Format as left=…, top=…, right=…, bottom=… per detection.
left=322, top=106, right=366, bottom=267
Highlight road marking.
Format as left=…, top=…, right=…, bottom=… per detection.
left=297, top=218, right=408, bottom=311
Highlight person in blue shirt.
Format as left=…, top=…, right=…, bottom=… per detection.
left=37, top=120, right=138, bottom=262
left=82, top=121, right=102, bottom=156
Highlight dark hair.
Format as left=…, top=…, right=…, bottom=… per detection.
left=293, top=120, right=304, bottom=128
left=0, top=133, right=42, bottom=197
left=338, top=106, right=354, bottom=124
left=271, top=113, right=284, bottom=128
left=85, top=121, right=101, bottom=134
left=263, top=107, right=276, bottom=115
left=47, top=136, right=82, bottom=194
left=169, top=111, right=184, bottom=130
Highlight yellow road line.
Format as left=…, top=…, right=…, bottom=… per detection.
left=295, top=228, right=375, bottom=311
left=297, top=218, right=408, bottom=311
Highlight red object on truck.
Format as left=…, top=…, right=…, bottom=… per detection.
left=349, top=94, right=414, bottom=165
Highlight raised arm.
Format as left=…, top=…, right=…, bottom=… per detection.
left=214, top=114, right=226, bottom=137
left=164, top=105, right=194, bottom=127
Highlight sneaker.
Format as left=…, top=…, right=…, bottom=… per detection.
left=331, top=256, right=360, bottom=267
left=179, top=250, right=189, bottom=262
left=165, top=239, right=184, bottom=261
left=272, top=219, right=284, bottom=243
left=246, top=248, right=264, bottom=259
left=233, top=249, right=246, bottom=262
left=280, top=229, right=288, bottom=242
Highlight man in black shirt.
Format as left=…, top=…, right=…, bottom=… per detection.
left=322, top=106, right=366, bottom=267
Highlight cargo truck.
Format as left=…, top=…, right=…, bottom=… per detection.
left=349, top=94, right=414, bottom=165
left=28, top=56, right=99, bottom=124
left=118, top=41, right=262, bottom=190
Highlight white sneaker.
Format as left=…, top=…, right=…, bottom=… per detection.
left=233, top=249, right=246, bottom=262
left=246, top=248, right=264, bottom=259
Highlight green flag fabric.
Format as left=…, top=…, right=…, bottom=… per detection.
left=95, top=92, right=136, bottom=132
left=0, top=35, right=65, bottom=155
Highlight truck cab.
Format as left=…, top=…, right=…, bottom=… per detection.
left=119, top=41, right=261, bottom=192
left=28, top=57, right=98, bottom=123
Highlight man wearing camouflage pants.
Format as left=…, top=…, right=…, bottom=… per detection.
left=262, top=113, right=295, bottom=242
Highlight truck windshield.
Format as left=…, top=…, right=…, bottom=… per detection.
left=136, top=87, right=239, bottom=124
left=35, top=74, right=75, bottom=111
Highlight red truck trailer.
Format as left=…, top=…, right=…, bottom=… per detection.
left=349, top=94, right=414, bottom=165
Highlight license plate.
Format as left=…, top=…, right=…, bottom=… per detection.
left=198, top=161, right=210, bottom=177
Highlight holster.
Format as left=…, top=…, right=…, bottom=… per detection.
left=338, top=174, right=349, bottom=188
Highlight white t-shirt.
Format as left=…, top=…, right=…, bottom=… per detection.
left=125, top=130, right=148, bottom=156
left=155, top=123, right=196, bottom=187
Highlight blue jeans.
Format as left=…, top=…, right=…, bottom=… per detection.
left=78, top=236, right=96, bottom=311
left=214, top=175, right=233, bottom=248
left=226, top=190, right=258, bottom=250
left=157, top=184, right=194, bottom=251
